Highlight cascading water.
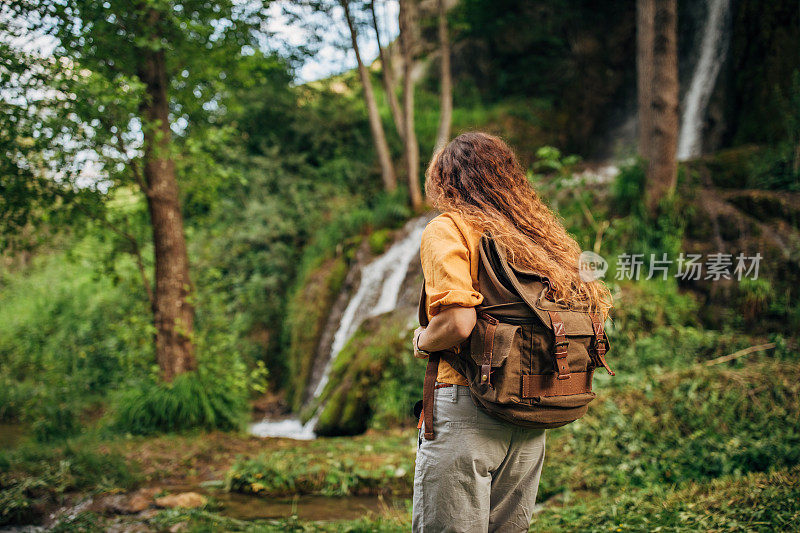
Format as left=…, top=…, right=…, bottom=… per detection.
left=677, top=0, right=731, bottom=161
left=250, top=216, right=429, bottom=440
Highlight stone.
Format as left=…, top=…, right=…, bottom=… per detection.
left=154, top=492, right=207, bottom=509
left=91, top=488, right=154, bottom=515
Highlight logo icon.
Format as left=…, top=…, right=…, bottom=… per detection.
left=579, top=251, right=608, bottom=282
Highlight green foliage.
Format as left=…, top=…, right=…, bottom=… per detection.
left=294, top=191, right=411, bottom=280
left=0, top=247, right=152, bottom=386
left=537, top=361, right=800, bottom=502
left=226, top=432, right=415, bottom=497
left=745, top=143, right=800, bottom=191
left=530, top=146, right=581, bottom=178
left=534, top=466, right=800, bottom=532
left=108, top=370, right=248, bottom=435
left=607, top=161, right=686, bottom=262
left=611, top=280, right=701, bottom=334
left=0, top=377, right=34, bottom=423
left=0, top=248, right=153, bottom=440
left=0, top=442, right=135, bottom=526
left=611, top=161, right=647, bottom=217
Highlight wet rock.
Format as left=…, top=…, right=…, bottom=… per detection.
left=126, top=493, right=152, bottom=513
left=154, top=492, right=207, bottom=509
left=90, top=488, right=156, bottom=515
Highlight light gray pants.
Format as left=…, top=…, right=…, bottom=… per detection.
left=412, top=384, right=546, bottom=533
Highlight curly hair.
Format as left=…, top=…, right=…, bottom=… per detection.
left=425, top=132, right=612, bottom=316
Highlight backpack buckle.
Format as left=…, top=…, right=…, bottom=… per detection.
left=548, top=311, right=571, bottom=380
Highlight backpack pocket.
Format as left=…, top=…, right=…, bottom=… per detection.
left=469, top=316, right=519, bottom=369
left=468, top=315, right=523, bottom=403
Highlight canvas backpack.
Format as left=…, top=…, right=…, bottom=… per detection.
left=417, top=234, right=614, bottom=440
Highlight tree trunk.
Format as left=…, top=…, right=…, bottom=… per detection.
left=645, top=0, right=679, bottom=212
left=341, top=0, right=397, bottom=192
left=637, top=0, right=655, bottom=161
left=434, top=0, right=452, bottom=153
left=370, top=0, right=404, bottom=142
left=400, top=0, right=423, bottom=209
left=138, top=16, right=197, bottom=381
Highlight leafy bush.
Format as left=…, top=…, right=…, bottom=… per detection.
left=28, top=390, right=82, bottom=443
left=0, top=249, right=152, bottom=389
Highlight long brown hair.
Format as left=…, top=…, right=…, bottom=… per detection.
left=425, top=132, right=612, bottom=315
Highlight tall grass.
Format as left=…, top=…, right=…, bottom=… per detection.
left=108, top=370, right=248, bottom=435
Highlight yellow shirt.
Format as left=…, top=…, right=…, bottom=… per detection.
left=419, top=212, right=485, bottom=386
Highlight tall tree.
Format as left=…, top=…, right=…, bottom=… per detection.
left=369, top=0, right=404, bottom=142
left=433, top=0, right=452, bottom=153
left=3, top=0, right=268, bottom=381
left=341, top=0, right=398, bottom=192
left=136, top=6, right=195, bottom=379
left=636, top=0, right=655, bottom=162
left=399, top=0, right=423, bottom=208
left=639, top=0, right=679, bottom=211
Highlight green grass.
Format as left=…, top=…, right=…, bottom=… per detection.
left=226, top=431, right=415, bottom=497
left=0, top=440, right=137, bottom=526
left=108, top=370, right=249, bottom=435
left=533, top=465, right=800, bottom=532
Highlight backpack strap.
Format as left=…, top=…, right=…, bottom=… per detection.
left=548, top=311, right=571, bottom=380
left=478, top=312, right=498, bottom=388
left=589, top=313, right=615, bottom=376
left=422, top=352, right=440, bottom=440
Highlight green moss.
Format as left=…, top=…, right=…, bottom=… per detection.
left=285, top=256, right=349, bottom=410
left=368, top=229, right=394, bottom=255
left=313, top=313, right=422, bottom=437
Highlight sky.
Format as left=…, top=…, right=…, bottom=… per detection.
left=266, top=0, right=399, bottom=83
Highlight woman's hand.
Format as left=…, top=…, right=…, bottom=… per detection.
left=413, top=326, right=429, bottom=359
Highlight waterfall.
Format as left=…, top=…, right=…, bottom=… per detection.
left=250, top=216, right=428, bottom=440
left=677, top=0, right=731, bottom=161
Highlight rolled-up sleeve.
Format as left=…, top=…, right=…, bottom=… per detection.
left=420, top=218, right=483, bottom=317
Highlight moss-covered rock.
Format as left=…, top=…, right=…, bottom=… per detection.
left=285, top=256, right=348, bottom=410
left=313, top=311, right=422, bottom=437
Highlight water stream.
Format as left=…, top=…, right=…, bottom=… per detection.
left=250, top=216, right=428, bottom=440
left=677, top=0, right=731, bottom=161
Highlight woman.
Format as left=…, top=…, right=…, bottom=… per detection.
left=411, top=132, right=612, bottom=532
